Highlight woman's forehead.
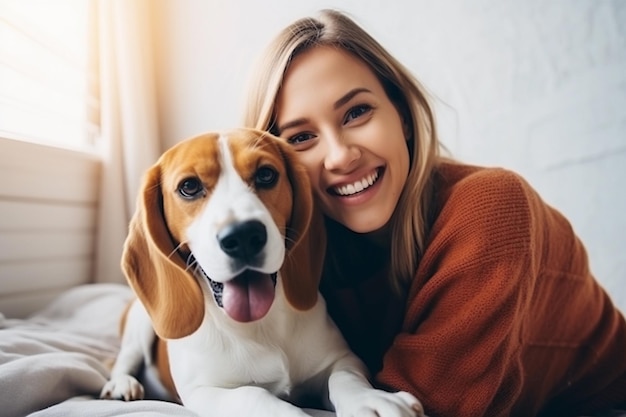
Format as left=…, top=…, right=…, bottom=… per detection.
left=276, top=46, right=384, bottom=120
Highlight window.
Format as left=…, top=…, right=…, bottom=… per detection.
left=0, top=0, right=99, bottom=152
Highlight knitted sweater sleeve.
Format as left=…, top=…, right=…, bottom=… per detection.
left=377, top=168, right=539, bottom=417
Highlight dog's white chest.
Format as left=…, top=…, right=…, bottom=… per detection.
left=168, top=320, right=297, bottom=398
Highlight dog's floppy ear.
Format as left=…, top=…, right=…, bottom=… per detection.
left=276, top=141, right=326, bottom=311
left=121, top=164, right=204, bottom=339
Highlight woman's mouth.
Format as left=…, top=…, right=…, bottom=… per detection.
left=331, top=168, right=382, bottom=196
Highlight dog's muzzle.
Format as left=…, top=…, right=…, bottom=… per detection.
left=190, top=220, right=281, bottom=322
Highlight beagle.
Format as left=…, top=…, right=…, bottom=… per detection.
left=100, top=128, right=424, bottom=417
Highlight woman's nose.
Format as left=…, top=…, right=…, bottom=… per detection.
left=323, top=133, right=360, bottom=172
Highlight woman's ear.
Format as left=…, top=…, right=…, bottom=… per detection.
left=121, top=164, right=204, bottom=339
left=275, top=139, right=326, bottom=311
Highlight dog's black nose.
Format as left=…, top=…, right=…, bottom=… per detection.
left=217, top=220, right=267, bottom=262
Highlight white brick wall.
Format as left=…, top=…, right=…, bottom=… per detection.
left=154, top=0, right=626, bottom=310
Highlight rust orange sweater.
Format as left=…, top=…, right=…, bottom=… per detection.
left=320, top=162, right=626, bottom=417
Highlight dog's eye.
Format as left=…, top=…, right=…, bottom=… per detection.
left=178, top=177, right=204, bottom=199
left=255, top=166, right=278, bottom=189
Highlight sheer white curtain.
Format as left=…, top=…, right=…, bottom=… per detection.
left=94, top=0, right=161, bottom=283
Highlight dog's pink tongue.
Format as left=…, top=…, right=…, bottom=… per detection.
left=222, top=270, right=275, bottom=322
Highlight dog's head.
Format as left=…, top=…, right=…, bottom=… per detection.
left=122, top=128, right=323, bottom=339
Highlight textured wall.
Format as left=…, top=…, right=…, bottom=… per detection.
left=398, top=0, right=626, bottom=311
left=153, top=0, right=626, bottom=310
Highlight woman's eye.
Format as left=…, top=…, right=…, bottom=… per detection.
left=178, top=177, right=204, bottom=199
left=344, top=104, right=372, bottom=124
left=255, top=166, right=278, bottom=188
left=286, top=132, right=314, bottom=145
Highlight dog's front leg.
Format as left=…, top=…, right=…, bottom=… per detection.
left=100, top=300, right=155, bottom=401
left=327, top=354, right=425, bottom=417
left=181, top=385, right=313, bottom=417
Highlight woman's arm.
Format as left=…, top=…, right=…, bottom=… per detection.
left=377, top=168, right=588, bottom=417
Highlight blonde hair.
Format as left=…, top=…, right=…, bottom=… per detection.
left=242, top=9, right=441, bottom=292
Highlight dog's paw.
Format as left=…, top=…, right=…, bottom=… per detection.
left=335, top=389, right=426, bottom=417
left=100, top=375, right=145, bottom=401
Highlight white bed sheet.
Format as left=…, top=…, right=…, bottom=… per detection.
left=0, top=284, right=133, bottom=417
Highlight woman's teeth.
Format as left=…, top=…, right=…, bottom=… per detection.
left=334, top=170, right=379, bottom=196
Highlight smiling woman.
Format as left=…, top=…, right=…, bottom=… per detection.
left=242, top=8, right=626, bottom=417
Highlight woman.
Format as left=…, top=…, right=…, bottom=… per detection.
left=242, top=9, right=626, bottom=417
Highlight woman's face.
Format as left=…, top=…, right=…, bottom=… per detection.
left=275, top=46, right=410, bottom=234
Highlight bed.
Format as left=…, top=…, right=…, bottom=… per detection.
left=0, top=283, right=623, bottom=417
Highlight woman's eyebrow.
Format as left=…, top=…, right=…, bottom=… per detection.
left=277, top=88, right=372, bottom=133
left=333, top=87, right=371, bottom=110
left=276, top=118, right=307, bottom=134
